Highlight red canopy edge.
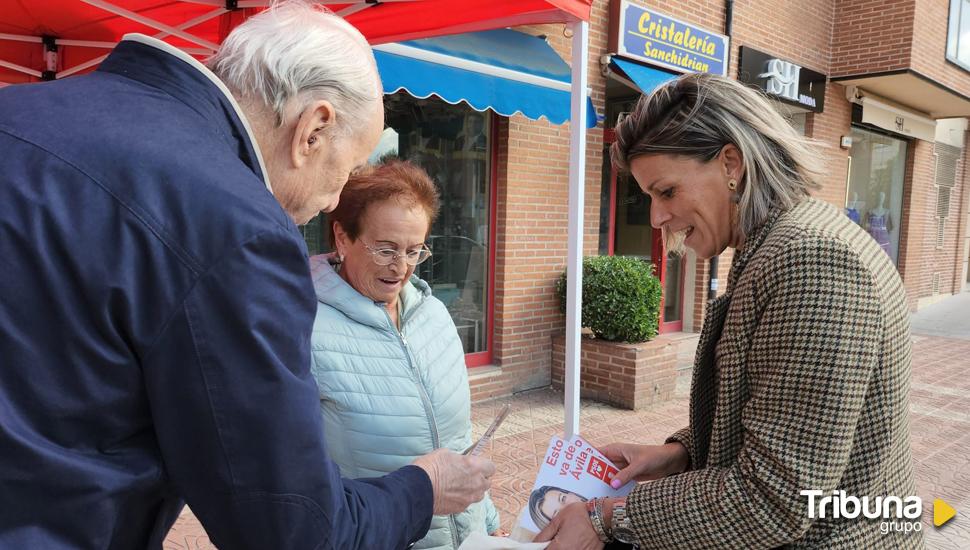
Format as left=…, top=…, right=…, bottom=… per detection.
left=0, top=0, right=593, bottom=84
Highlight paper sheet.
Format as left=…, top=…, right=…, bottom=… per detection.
left=517, top=434, right=633, bottom=533
left=457, top=533, right=549, bottom=550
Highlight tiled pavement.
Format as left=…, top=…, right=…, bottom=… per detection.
left=164, top=331, right=969, bottom=549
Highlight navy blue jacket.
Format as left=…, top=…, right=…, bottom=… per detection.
left=0, top=36, right=432, bottom=549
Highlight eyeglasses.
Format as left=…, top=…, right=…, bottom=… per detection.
left=363, top=241, right=433, bottom=266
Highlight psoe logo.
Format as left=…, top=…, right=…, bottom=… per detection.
left=800, top=490, right=923, bottom=535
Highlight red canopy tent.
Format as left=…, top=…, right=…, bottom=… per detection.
left=0, top=0, right=594, bottom=439
left=0, top=0, right=591, bottom=84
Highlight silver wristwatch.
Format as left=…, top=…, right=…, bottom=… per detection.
left=611, top=500, right=637, bottom=546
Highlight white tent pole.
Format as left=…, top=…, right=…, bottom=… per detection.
left=564, top=19, right=589, bottom=441
left=57, top=8, right=224, bottom=78
left=0, top=59, right=42, bottom=78
left=336, top=4, right=373, bottom=17
left=58, top=56, right=109, bottom=78
left=0, top=33, right=42, bottom=44
left=235, top=0, right=421, bottom=8
left=56, top=38, right=129, bottom=49
left=79, top=0, right=221, bottom=51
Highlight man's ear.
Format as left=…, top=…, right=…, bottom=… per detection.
left=720, top=143, right=745, bottom=183
left=291, top=99, right=337, bottom=168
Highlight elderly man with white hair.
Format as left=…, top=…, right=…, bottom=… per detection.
left=0, top=2, right=493, bottom=549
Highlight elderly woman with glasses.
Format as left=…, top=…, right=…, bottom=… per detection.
left=308, top=160, right=500, bottom=550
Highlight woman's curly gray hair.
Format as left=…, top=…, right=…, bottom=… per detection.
left=611, top=72, right=825, bottom=240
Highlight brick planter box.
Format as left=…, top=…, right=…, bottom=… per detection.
left=551, top=334, right=677, bottom=410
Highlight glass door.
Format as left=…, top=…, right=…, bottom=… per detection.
left=608, top=147, right=684, bottom=333
left=845, top=126, right=907, bottom=265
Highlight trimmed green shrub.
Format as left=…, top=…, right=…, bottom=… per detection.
left=556, top=255, right=662, bottom=343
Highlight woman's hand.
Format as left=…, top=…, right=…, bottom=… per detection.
left=532, top=501, right=604, bottom=550
left=600, top=442, right=688, bottom=487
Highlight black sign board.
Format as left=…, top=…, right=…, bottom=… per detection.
left=738, top=46, right=826, bottom=113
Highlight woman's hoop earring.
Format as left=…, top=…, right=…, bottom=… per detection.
left=727, top=178, right=738, bottom=191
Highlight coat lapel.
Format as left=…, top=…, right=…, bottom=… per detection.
left=688, top=206, right=787, bottom=469
left=689, top=293, right=730, bottom=469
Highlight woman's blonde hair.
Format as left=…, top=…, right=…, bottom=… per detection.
left=611, top=72, right=824, bottom=240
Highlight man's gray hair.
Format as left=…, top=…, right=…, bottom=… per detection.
left=611, top=73, right=825, bottom=240
left=208, top=0, right=381, bottom=131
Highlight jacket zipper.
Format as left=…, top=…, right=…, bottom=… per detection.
left=380, top=303, right=462, bottom=549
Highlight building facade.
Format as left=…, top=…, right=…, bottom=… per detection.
left=302, top=0, right=970, bottom=401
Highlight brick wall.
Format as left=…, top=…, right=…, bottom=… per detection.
left=690, top=256, right=710, bottom=330
left=808, top=83, right=854, bottom=206
left=470, top=14, right=608, bottom=398
left=898, top=140, right=936, bottom=307
left=944, top=143, right=967, bottom=294
left=831, top=0, right=915, bottom=77
left=551, top=334, right=677, bottom=409
left=831, top=0, right=970, bottom=97
left=731, top=0, right=834, bottom=75
left=957, top=143, right=970, bottom=291
left=911, top=0, right=970, bottom=97
left=892, top=137, right=969, bottom=310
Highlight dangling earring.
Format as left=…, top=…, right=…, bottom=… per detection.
left=728, top=178, right=742, bottom=205
left=728, top=179, right=741, bottom=235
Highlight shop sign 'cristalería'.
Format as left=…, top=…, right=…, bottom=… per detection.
left=609, top=1, right=729, bottom=76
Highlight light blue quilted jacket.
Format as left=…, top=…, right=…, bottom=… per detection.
left=308, top=254, right=499, bottom=550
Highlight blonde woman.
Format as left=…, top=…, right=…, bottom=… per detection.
left=537, top=73, right=921, bottom=550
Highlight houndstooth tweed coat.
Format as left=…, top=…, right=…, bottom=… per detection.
left=626, top=198, right=923, bottom=549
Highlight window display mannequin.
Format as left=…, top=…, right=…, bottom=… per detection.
left=844, top=192, right=863, bottom=225
left=865, top=191, right=892, bottom=256
left=455, top=115, right=487, bottom=152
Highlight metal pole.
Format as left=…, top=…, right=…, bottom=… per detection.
left=564, top=19, right=589, bottom=440
left=78, top=0, right=221, bottom=51
left=709, top=0, right=735, bottom=300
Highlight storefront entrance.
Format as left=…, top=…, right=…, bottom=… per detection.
left=845, top=126, right=908, bottom=265
left=602, top=125, right=685, bottom=333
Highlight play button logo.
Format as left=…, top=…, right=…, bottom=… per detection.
left=933, top=499, right=956, bottom=528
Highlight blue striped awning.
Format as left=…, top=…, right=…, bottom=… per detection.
left=374, top=28, right=598, bottom=128
left=609, top=57, right=678, bottom=94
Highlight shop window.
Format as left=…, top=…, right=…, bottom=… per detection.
left=302, top=93, right=492, bottom=358
left=947, top=0, right=970, bottom=71
left=599, top=96, right=639, bottom=255
left=845, top=127, right=907, bottom=264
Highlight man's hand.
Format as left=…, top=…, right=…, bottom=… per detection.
left=532, top=501, right=604, bottom=550
left=600, top=442, right=688, bottom=487
left=412, top=449, right=495, bottom=515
